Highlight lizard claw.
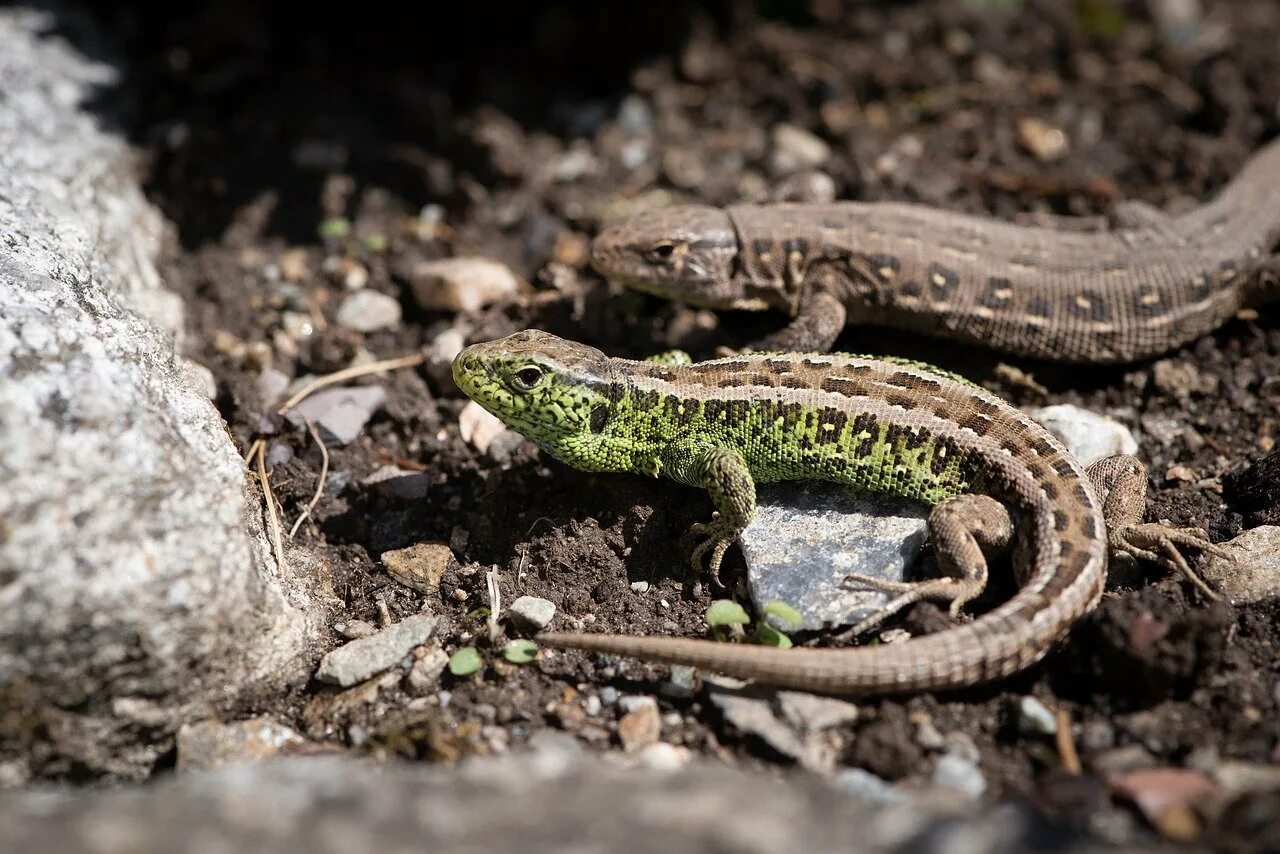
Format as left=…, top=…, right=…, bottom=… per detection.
left=1110, top=522, right=1225, bottom=601
left=685, top=516, right=735, bottom=589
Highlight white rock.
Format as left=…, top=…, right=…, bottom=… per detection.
left=1029, top=404, right=1138, bottom=465
left=1017, top=696, right=1059, bottom=736
left=315, top=614, right=439, bottom=687
left=459, top=400, right=511, bottom=453
left=933, top=753, right=987, bottom=799
left=406, top=648, right=450, bottom=694
left=286, top=386, right=386, bottom=445
left=336, top=290, right=402, bottom=332
left=769, top=124, right=831, bottom=175
left=0, top=7, right=317, bottom=779
left=407, top=257, right=523, bottom=313
left=509, top=596, right=557, bottom=632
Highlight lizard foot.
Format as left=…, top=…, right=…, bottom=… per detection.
left=1109, top=522, right=1231, bottom=601
left=837, top=574, right=983, bottom=639
left=683, top=514, right=736, bottom=588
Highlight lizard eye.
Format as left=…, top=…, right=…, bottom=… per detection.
left=510, top=365, right=544, bottom=391
left=647, top=242, right=678, bottom=262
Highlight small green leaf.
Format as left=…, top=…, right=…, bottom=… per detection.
left=465, top=607, right=492, bottom=621
left=705, top=599, right=750, bottom=628
left=318, top=216, right=351, bottom=240
left=363, top=232, right=389, bottom=253
left=502, top=639, right=539, bottom=664
left=447, top=647, right=483, bottom=676
left=762, top=600, right=804, bottom=629
left=755, top=624, right=793, bottom=649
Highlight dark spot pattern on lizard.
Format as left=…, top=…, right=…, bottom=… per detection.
left=1067, top=291, right=1111, bottom=322
left=980, top=277, right=1014, bottom=310
left=928, top=263, right=959, bottom=299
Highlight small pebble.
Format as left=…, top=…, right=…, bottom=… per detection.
left=629, top=581, right=650, bottom=594
left=285, top=386, right=385, bottom=446
left=634, top=742, right=691, bottom=771
left=458, top=401, right=511, bottom=454
left=336, top=290, right=402, bottom=333
left=1017, top=117, right=1069, bottom=161
left=1028, top=404, right=1138, bottom=466
left=405, top=648, right=450, bottom=694
left=257, top=368, right=290, bottom=404
left=584, top=695, right=602, bottom=717
left=933, top=753, right=987, bottom=799
left=599, top=687, right=619, bottom=707
left=617, top=703, right=661, bottom=752
left=769, top=123, right=831, bottom=175
left=407, top=257, right=522, bottom=313
left=315, top=614, right=439, bottom=687
left=835, top=768, right=909, bottom=805
left=335, top=619, right=377, bottom=640
left=665, top=666, right=697, bottom=699
left=509, top=596, right=557, bottom=632
left=618, top=694, right=657, bottom=715
left=381, top=543, right=455, bottom=593
left=1018, top=696, right=1059, bottom=736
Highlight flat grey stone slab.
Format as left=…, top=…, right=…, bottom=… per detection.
left=740, top=483, right=929, bottom=631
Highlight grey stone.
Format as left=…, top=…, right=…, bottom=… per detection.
left=706, top=683, right=804, bottom=760
left=362, top=465, right=431, bottom=500
left=335, top=290, right=402, bottom=332
left=933, top=753, right=987, bottom=799
left=256, top=368, right=291, bottom=404
left=315, top=614, right=439, bottom=687
left=1018, top=696, right=1059, bottom=736
left=1201, top=525, right=1280, bottom=604
left=405, top=648, right=450, bottom=695
left=740, top=483, right=928, bottom=630
left=509, top=596, right=557, bottom=632
left=426, top=325, right=467, bottom=390
left=1029, top=404, right=1138, bottom=466
left=0, top=755, right=1105, bottom=852
left=835, top=768, right=910, bottom=805
left=176, top=718, right=308, bottom=772
left=0, top=7, right=320, bottom=778
left=769, top=123, right=831, bottom=175
left=285, top=385, right=385, bottom=445
left=777, top=692, right=860, bottom=731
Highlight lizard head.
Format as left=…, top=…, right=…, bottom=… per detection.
left=592, top=205, right=778, bottom=311
left=452, top=330, right=629, bottom=472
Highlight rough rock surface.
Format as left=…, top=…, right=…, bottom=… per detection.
left=0, top=7, right=323, bottom=778
left=740, top=483, right=927, bottom=631
left=0, top=750, right=1102, bottom=853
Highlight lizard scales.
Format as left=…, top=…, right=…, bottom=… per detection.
left=453, top=330, right=1115, bottom=693
left=592, top=137, right=1280, bottom=363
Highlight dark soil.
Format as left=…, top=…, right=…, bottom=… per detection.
left=82, top=0, right=1280, bottom=847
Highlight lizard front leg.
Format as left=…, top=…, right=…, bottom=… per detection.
left=749, top=290, right=846, bottom=353
left=666, top=442, right=757, bottom=586
left=841, top=494, right=1013, bottom=637
left=1087, top=455, right=1230, bottom=600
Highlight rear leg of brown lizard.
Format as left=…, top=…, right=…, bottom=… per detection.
left=1087, top=454, right=1230, bottom=600
left=840, top=494, right=1013, bottom=637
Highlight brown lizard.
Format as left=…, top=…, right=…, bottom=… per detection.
left=453, top=330, right=1225, bottom=693
left=592, top=138, right=1280, bottom=363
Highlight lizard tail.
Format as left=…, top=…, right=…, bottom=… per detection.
left=535, top=628, right=1051, bottom=696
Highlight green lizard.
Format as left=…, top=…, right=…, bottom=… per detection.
left=452, top=330, right=1225, bottom=693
